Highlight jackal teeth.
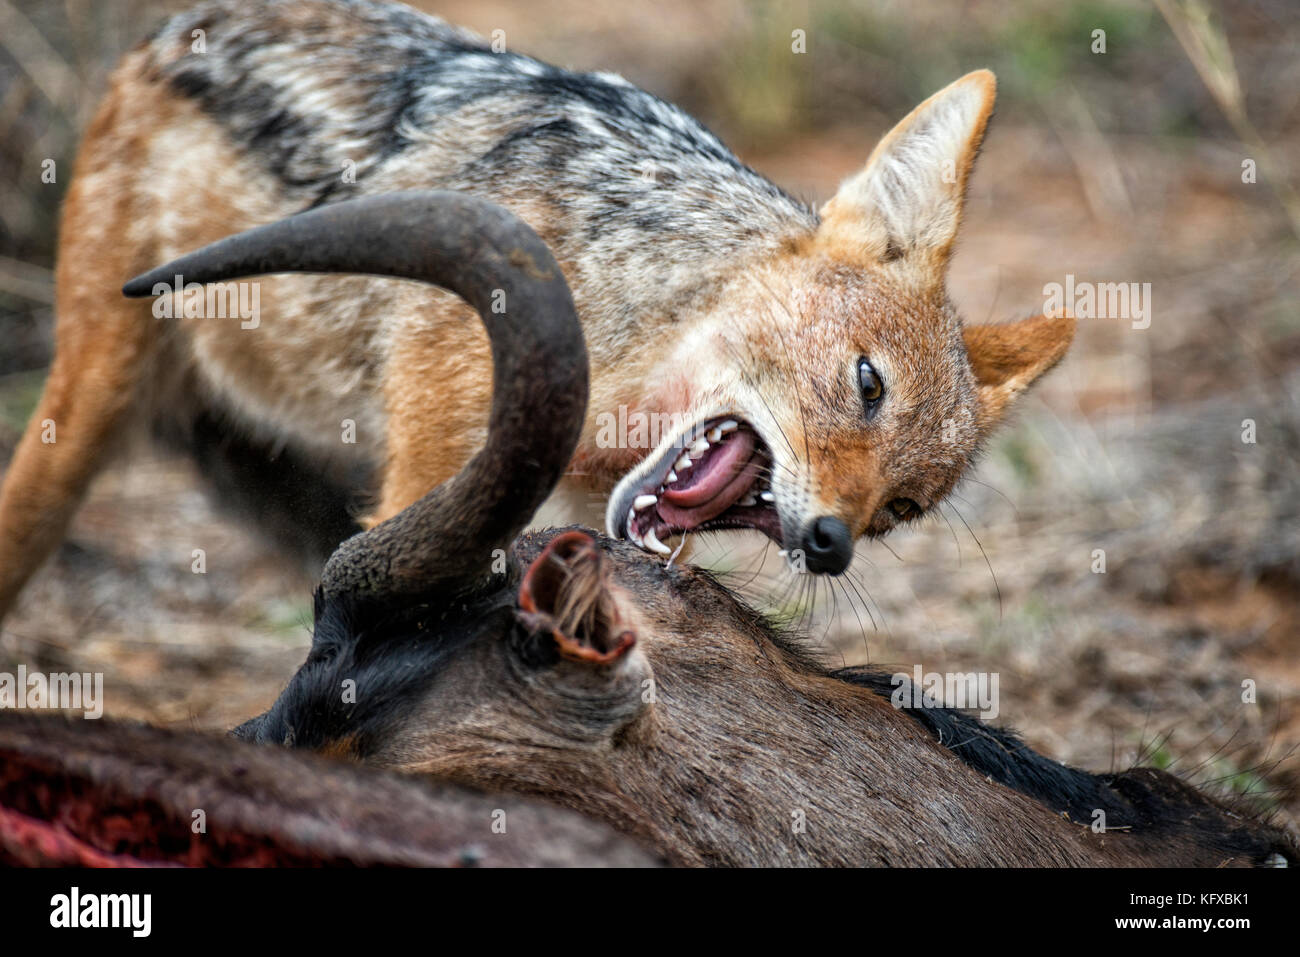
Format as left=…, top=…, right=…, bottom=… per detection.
left=675, top=452, right=692, bottom=472
left=759, top=490, right=775, bottom=503
left=633, top=494, right=658, bottom=511
left=689, top=437, right=710, bottom=456
left=643, top=526, right=671, bottom=556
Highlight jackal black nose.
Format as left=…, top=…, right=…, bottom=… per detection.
left=801, top=517, right=853, bottom=574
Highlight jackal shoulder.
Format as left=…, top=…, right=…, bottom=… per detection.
left=134, top=0, right=816, bottom=330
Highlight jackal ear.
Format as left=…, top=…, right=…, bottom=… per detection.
left=818, top=70, right=996, bottom=273
left=964, top=313, right=1075, bottom=429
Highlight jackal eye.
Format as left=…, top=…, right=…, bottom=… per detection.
left=890, top=498, right=919, bottom=519
left=857, top=357, right=884, bottom=413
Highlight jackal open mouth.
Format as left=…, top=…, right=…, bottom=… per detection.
left=606, top=416, right=781, bottom=554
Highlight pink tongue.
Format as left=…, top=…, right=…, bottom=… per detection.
left=657, top=430, right=760, bottom=529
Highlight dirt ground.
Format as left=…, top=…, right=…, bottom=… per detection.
left=1, top=0, right=1298, bottom=833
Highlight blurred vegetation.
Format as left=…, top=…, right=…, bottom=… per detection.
left=3, top=1, right=1297, bottom=264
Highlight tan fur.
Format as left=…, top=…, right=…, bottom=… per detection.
left=0, top=60, right=163, bottom=611
left=371, top=293, right=493, bottom=523
left=964, top=312, right=1077, bottom=428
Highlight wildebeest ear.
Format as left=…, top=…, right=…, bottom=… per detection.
left=518, top=531, right=637, bottom=665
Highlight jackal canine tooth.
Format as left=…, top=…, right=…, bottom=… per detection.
left=643, top=526, right=671, bottom=556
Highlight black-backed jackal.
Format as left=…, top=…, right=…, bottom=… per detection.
left=0, top=0, right=1073, bottom=620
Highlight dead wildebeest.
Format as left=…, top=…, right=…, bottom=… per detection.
left=38, top=191, right=1291, bottom=867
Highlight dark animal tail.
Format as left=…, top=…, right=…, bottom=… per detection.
left=837, top=666, right=1298, bottom=866
left=151, top=396, right=373, bottom=569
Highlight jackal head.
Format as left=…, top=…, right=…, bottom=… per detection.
left=606, top=71, right=1074, bottom=573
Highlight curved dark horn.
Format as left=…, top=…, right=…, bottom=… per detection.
left=124, top=191, right=587, bottom=602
